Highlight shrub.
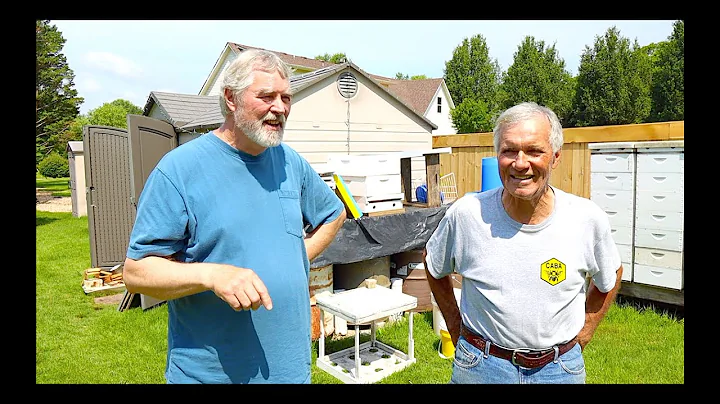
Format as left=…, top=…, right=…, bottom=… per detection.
left=38, top=153, right=70, bottom=178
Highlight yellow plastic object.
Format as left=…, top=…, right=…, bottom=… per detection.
left=439, top=329, right=455, bottom=359
left=333, top=173, right=363, bottom=219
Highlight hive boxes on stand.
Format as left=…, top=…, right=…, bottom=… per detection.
left=328, top=154, right=405, bottom=216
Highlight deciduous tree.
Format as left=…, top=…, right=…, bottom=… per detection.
left=649, top=20, right=683, bottom=122
left=443, top=34, right=502, bottom=109
left=570, top=26, right=652, bottom=127
left=86, top=99, right=143, bottom=129
left=450, top=98, right=494, bottom=134
left=315, top=53, right=347, bottom=64
left=444, top=34, right=502, bottom=133
left=499, top=36, right=575, bottom=126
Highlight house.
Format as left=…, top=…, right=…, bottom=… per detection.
left=370, top=75, right=456, bottom=136
left=143, top=60, right=439, bottom=184
left=199, top=42, right=457, bottom=136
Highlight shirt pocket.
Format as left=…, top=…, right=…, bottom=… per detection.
left=278, top=190, right=303, bottom=238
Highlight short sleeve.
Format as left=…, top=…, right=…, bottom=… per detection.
left=424, top=209, right=456, bottom=279
left=590, top=218, right=622, bottom=293
left=299, top=160, right=344, bottom=231
left=126, top=168, right=190, bottom=260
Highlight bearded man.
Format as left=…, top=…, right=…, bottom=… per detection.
left=123, top=49, right=346, bottom=384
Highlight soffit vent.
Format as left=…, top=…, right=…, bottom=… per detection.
left=337, top=72, right=358, bottom=99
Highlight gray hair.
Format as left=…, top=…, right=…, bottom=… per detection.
left=218, top=49, right=293, bottom=118
left=493, top=102, right=564, bottom=154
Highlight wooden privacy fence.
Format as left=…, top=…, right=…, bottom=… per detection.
left=432, top=121, right=684, bottom=199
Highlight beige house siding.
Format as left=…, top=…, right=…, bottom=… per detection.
left=206, top=56, right=234, bottom=97
left=283, top=70, right=432, bottom=184
left=425, top=85, right=456, bottom=136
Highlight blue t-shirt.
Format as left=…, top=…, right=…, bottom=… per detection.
left=126, top=132, right=344, bottom=384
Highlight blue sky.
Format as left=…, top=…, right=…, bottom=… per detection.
left=50, top=20, right=677, bottom=115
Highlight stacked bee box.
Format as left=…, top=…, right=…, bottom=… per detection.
left=328, top=154, right=405, bottom=216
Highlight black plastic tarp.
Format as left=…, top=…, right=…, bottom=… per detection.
left=310, top=205, right=449, bottom=268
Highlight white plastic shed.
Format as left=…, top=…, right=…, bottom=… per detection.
left=67, top=141, right=87, bottom=217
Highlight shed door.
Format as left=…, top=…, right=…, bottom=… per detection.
left=127, top=114, right=178, bottom=209
left=83, top=117, right=178, bottom=270
left=126, top=115, right=177, bottom=310
left=83, top=125, right=132, bottom=269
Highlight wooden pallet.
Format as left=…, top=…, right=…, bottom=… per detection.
left=82, top=282, right=126, bottom=295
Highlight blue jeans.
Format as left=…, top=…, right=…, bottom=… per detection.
left=450, top=335, right=586, bottom=384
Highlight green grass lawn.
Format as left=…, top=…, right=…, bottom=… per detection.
left=36, top=207, right=684, bottom=384
left=36, top=173, right=71, bottom=197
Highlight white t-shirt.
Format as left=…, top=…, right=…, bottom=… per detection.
left=425, top=186, right=621, bottom=350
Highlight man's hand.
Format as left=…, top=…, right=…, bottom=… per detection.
left=209, top=264, right=273, bottom=311
left=575, top=329, right=592, bottom=352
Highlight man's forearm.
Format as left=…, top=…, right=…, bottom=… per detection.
left=577, top=265, right=623, bottom=349
left=304, top=210, right=346, bottom=262
left=123, top=256, right=214, bottom=301
left=424, top=249, right=462, bottom=345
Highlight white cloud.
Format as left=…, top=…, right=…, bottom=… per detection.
left=83, top=51, right=143, bottom=78
left=78, top=77, right=102, bottom=93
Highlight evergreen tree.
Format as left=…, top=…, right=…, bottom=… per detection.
left=36, top=20, right=83, bottom=165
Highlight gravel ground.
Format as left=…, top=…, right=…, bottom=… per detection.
left=36, top=194, right=73, bottom=213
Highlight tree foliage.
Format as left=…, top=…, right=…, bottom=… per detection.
left=444, top=34, right=502, bottom=108
left=52, top=99, right=142, bottom=155
left=50, top=114, right=89, bottom=156
left=649, top=20, right=684, bottom=122
left=570, top=26, right=653, bottom=127
left=450, top=98, right=494, bottom=134
left=36, top=20, right=83, bottom=165
left=315, top=52, right=347, bottom=64
left=86, top=99, right=143, bottom=129
left=394, top=73, right=429, bottom=80
left=498, top=36, right=575, bottom=126
left=444, top=34, right=502, bottom=133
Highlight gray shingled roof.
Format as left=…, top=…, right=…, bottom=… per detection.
left=143, top=92, right=219, bottom=127
left=377, top=77, right=445, bottom=117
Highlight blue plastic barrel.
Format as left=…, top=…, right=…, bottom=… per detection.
left=416, top=184, right=444, bottom=203
left=481, top=157, right=502, bottom=192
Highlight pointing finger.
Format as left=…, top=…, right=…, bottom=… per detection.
left=252, top=277, right=273, bottom=310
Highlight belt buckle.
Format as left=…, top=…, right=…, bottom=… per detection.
left=511, top=349, right=532, bottom=366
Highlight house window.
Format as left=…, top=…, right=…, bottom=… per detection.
left=437, top=97, right=442, bottom=113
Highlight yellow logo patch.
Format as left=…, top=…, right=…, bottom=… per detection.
left=541, top=258, right=566, bottom=286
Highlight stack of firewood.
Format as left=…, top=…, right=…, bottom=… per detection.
left=82, top=266, right=124, bottom=289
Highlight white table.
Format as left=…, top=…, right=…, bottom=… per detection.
left=315, top=286, right=418, bottom=384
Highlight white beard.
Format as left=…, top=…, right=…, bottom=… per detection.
left=235, top=110, right=285, bottom=148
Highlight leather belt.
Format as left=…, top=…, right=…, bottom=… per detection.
left=459, top=326, right=577, bottom=369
